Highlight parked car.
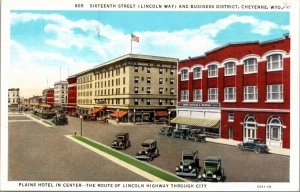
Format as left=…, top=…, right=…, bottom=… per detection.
left=51, top=115, right=68, bottom=125
left=135, top=139, right=159, bottom=161
left=237, top=138, right=269, bottom=153
left=172, top=127, right=190, bottom=139
left=176, top=150, right=200, bottom=178
left=111, top=132, right=131, bottom=150
left=158, top=126, right=175, bottom=136
left=186, top=129, right=206, bottom=142
left=198, top=156, right=225, bottom=182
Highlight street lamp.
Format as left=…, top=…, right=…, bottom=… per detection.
left=168, top=110, right=171, bottom=126
left=133, top=109, right=136, bottom=124
left=117, top=109, right=120, bottom=123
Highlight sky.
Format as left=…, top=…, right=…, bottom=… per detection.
left=9, top=11, right=289, bottom=97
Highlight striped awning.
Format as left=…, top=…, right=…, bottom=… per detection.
left=110, top=110, right=128, bottom=118
left=91, top=106, right=107, bottom=114
left=154, top=111, right=169, bottom=117
left=171, top=116, right=220, bottom=128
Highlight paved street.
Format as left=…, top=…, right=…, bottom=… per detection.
left=8, top=113, right=290, bottom=182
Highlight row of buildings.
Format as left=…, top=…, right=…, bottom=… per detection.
left=16, top=34, right=290, bottom=149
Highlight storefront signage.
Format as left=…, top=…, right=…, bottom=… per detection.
left=178, top=102, right=220, bottom=107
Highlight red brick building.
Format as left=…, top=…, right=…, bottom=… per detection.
left=67, top=75, right=77, bottom=113
left=176, top=35, right=290, bottom=149
left=43, top=88, right=54, bottom=107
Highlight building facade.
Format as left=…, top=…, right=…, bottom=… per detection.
left=54, top=81, right=68, bottom=108
left=76, top=54, right=178, bottom=122
left=8, top=88, right=20, bottom=106
left=67, top=75, right=77, bottom=113
left=176, top=35, right=290, bottom=149
left=42, top=88, right=54, bottom=108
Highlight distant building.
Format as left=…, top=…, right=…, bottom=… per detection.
left=42, top=88, right=54, bottom=108
left=8, top=88, right=20, bottom=106
left=54, top=81, right=68, bottom=109
left=67, top=75, right=77, bottom=113
left=176, top=35, right=290, bottom=149
left=75, top=54, right=178, bottom=123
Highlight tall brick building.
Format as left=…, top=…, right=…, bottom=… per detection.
left=176, top=35, right=290, bottom=148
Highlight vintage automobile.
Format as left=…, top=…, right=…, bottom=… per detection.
left=198, top=156, right=225, bottom=182
left=111, top=132, right=131, bottom=150
left=237, top=138, right=269, bottom=153
left=176, top=150, right=200, bottom=178
left=135, top=139, right=159, bottom=161
left=186, top=129, right=206, bottom=142
left=172, top=127, right=190, bottom=139
left=158, top=126, right=175, bottom=136
left=51, top=114, right=68, bottom=125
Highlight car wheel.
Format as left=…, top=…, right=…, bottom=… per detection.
left=254, top=147, right=261, bottom=153
left=237, top=144, right=244, bottom=151
left=148, top=156, right=153, bottom=161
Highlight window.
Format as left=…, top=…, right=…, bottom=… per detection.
left=159, top=78, right=163, bottom=84
left=159, top=99, right=163, bottom=105
left=224, top=62, right=236, bottom=76
left=170, top=88, right=175, bottom=95
left=147, top=77, right=151, bottom=83
left=208, top=88, right=218, bottom=102
left=244, top=58, right=257, bottom=73
left=193, top=89, right=202, bottom=101
left=244, top=86, right=258, bottom=101
left=159, top=88, right=163, bottom=94
left=170, top=78, right=174, bottom=85
left=134, top=99, right=139, bottom=105
left=134, top=76, right=139, bottom=83
left=267, top=84, right=283, bottom=101
left=146, top=99, right=151, bottom=105
left=208, top=65, right=218, bottom=77
left=170, top=69, right=175, bottom=75
left=181, top=69, right=189, bottom=81
left=181, top=90, right=189, bottom=101
left=228, top=113, right=234, bottom=122
left=267, top=54, right=283, bottom=71
left=243, top=115, right=257, bottom=140
left=147, top=67, right=151, bottom=73
left=159, top=68, right=163, bottom=74
left=193, top=67, right=202, bottom=79
left=134, top=87, right=138, bottom=94
left=134, top=65, right=138, bottom=72
left=170, top=100, right=175, bottom=105
left=224, top=87, right=236, bottom=101
left=147, top=87, right=151, bottom=94
left=123, top=77, right=126, bottom=85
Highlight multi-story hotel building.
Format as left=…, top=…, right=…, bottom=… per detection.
left=76, top=54, right=177, bottom=122
left=175, top=35, right=290, bottom=149
left=67, top=75, right=77, bottom=113
left=8, top=88, right=20, bottom=106
left=54, top=81, right=68, bottom=108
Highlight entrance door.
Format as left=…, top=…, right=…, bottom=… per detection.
left=267, top=116, right=283, bottom=148
left=229, top=127, right=233, bottom=140
left=243, top=115, right=257, bottom=141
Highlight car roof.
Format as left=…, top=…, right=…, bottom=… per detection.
left=204, top=156, right=221, bottom=162
left=182, top=150, right=198, bottom=156
left=116, top=132, right=129, bottom=136
left=142, top=139, right=156, bottom=144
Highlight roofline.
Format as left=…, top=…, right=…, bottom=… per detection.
left=179, top=34, right=290, bottom=62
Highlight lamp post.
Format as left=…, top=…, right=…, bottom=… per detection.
left=168, top=110, right=171, bottom=126
left=117, top=109, right=120, bottom=123
left=80, top=113, right=83, bottom=136
left=133, top=109, right=136, bottom=124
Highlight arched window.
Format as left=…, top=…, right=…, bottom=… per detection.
left=180, top=69, right=189, bottom=81
left=267, top=116, right=283, bottom=147
left=224, top=62, right=236, bottom=76
left=244, top=58, right=258, bottom=74
left=193, top=67, right=202, bottom=79
left=208, top=65, right=218, bottom=77
left=267, top=54, right=283, bottom=71
left=243, top=115, right=257, bottom=140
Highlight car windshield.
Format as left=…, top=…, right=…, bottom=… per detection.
left=204, top=161, right=219, bottom=168
left=183, top=155, right=194, bottom=160
left=117, top=136, right=124, bottom=140
left=141, top=143, right=151, bottom=148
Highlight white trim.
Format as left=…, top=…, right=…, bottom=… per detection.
left=240, top=54, right=261, bottom=62
left=205, top=61, right=221, bottom=70
left=262, top=50, right=287, bottom=60
left=178, top=67, right=190, bottom=74
left=220, top=58, right=239, bottom=67
left=222, top=107, right=289, bottom=113
left=191, top=64, right=204, bottom=70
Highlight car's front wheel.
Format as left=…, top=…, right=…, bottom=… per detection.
left=254, top=147, right=261, bottom=153
left=237, top=144, right=244, bottom=151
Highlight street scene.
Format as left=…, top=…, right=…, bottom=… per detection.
left=9, top=112, right=289, bottom=182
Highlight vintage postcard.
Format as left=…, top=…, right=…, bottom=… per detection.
left=1, top=0, right=299, bottom=191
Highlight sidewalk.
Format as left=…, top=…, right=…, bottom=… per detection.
left=206, top=137, right=290, bottom=157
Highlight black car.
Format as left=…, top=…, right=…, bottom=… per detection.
left=158, top=126, right=175, bottom=136
left=135, top=139, right=159, bottom=161
left=176, top=150, right=200, bottom=178
left=237, top=138, right=269, bottom=153
left=198, top=156, right=225, bottom=182
left=111, top=132, right=131, bottom=150
left=186, top=129, right=206, bottom=142
left=172, top=127, right=190, bottom=139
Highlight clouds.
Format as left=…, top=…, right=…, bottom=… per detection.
left=10, top=12, right=289, bottom=97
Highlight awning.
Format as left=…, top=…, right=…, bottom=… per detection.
left=171, top=116, right=220, bottom=128
left=154, top=111, right=169, bottom=117
left=110, top=110, right=128, bottom=118
left=91, top=106, right=107, bottom=114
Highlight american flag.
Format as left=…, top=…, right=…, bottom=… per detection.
left=131, top=34, right=139, bottom=43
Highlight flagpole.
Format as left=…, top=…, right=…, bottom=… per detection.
left=130, top=33, right=132, bottom=54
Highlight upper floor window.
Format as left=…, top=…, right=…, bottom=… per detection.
left=193, top=67, right=202, bottom=79
left=147, top=77, right=151, bottom=83
left=159, top=68, right=163, bottom=74
left=159, top=88, right=163, bottom=94
left=170, top=69, right=175, bottom=75
left=244, top=58, right=257, bottom=74
left=208, top=65, right=218, bottom=78
left=267, top=54, right=283, bottom=71
left=181, top=69, right=189, bottom=81
left=134, top=65, right=138, bottom=72
left=134, top=76, right=139, bottom=84
left=208, top=88, right=218, bottom=102
left=224, top=87, right=236, bottom=102
left=147, top=87, right=151, bottom=94
left=224, top=62, right=236, bottom=76
left=193, top=89, right=202, bottom=101
left=267, top=84, right=283, bottom=102
left=134, top=87, right=138, bottom=94
left=159, top=78, right=163, bottom=84
left=244, top=86, right=258, bottom=101
left=170, top=88, right=175, bottom=95
left=181, top=90, right=189, bottom=101
left=170, top=78, right=174, bottom=85
left=147, top=67, right=151, bottom=73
